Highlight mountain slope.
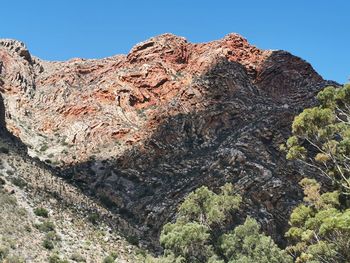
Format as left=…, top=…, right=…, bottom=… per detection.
left=0, top=127, right=141, bottom=262
left=0, top=34, right=335, bottom=249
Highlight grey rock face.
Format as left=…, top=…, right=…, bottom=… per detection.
left=0, top=39, right=32, bottom=64
left=63, top=59, right=332, bottom=248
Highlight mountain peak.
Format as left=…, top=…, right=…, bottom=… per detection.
left=0, top=38, right=32, bottom=63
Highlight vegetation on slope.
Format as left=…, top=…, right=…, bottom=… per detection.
left=0, top=136, right=142, bottom=262
left=283, top=84, right=350, bottom=263
left=149, top=84, right=350, bottom=263
left=147, top=184, right=291, bottom=263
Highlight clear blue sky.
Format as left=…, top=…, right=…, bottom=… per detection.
left=1, top=1, right=349, bottom=83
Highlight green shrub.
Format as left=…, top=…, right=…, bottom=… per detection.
left=155, top=184, right=243, bottom=262
left=10, top=177, right=27, bottom=189
left=35, top=221, right=55, bottom=232
left=42, top=231, right=61, bottom=250
left=71, top=253, right=86, bottom=262
left=103, top=252, right=118, bottom=263
left=283, top=84, right=350, bottom=193
left=102, top=256, right=115, bottom=263
left=43, top=238, right=54, bottom=250
left=87, top=212, right=100, bottom=225
left=221, top=217, right=292, bottom=263
left=45, top=231, right=61, bottom=242
left=99, top=194, right=114, bottom=208
left=6, top=170, right=14, bottom=176
left=40, top=144, right=49, bottom=152
left=48, top=253, right=69, bottom=263
left=0, top=177, right=6, bottom=186
left=0, top=245, right=9, bottom=260
left=34, top=207, right=49, bottom=218
left=126, top=235, right=139, bottom=246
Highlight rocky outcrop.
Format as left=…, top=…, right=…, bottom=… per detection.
left=0, top=33, right=332, bottom=248
left=0, top=39, right=32, bottom=64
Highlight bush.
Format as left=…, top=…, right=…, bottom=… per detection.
left=99, top=194, right=114, bottom=208
left=103, top=254, right=117, bottom=263
left=6, top=170, right=14, bottom=176
left=43, top=231, right=61, bottom=250
left=0, top=246, right=9, bottom=260
left=71, top=253, right=86, bottom=262
left=48, top=253, right=69, bottom=263
left=35, top=221, right=55, bottom=232
left=10, top=177, right=27, bottom=189
left=43, top=239, right=54, bottom=250
left=34, top=207, right=49, bottom=218
left=126, top=235, right=139, bottom=246
left=0, top=177, right=6, bottom=187
left=87, top=212, right=100, bottom=225
left=40, top=144, right=48, bottom=152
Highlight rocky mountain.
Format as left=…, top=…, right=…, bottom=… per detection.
left=0, top=34, right=334, bottom=251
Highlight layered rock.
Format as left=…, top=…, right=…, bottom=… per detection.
left=0, top=33, right=331, bottom=247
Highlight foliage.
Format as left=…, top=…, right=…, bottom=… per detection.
left=34, top=207, right=49, bottom=218
left=42, top=230, right=61, bottom=250
left=48, top=253, right=69, bottom=263
left=284, top=84, right=350, bottom=193
left=70, top=253, right=86, bottom=262
left=160, top=221, right=212, bottom=262
left=151, top=184, right=288, bottom=263
left=159, top=184, right=241, bottom=262
left=42, top=238, right=54, bottom=250
left=102, top=252, right=118, bottom=263
left=87, top=212, right=100, bottom=225
left=0, top=245, right=9, bottom=260
left=285, top=179, right=350, bottom=263
left=177, top=184, right=242, bottom=227
left=221, top=217, right=292, bottom=263
left=35, top=220, right=55, bottom=232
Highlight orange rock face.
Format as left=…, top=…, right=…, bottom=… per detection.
left=0, top=34, right=323, bottom=165
left=0, top=34, right=331, bottom=246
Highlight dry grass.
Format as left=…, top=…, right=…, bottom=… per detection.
left=0, top=138, right=145, bottom=262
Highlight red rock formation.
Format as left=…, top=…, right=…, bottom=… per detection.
left=0, top=34, right=332, bottom=247
left=0, top=34, right=324, bottom=164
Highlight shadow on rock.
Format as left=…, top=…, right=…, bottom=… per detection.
left=61, top=58, right=330, bottom=250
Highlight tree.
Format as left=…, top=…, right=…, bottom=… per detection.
left=221, top=217, right=292, bottom=263
left=177, top=184, right=242, bottom=227
left=150, top=184, right=289, bottom=263
left=283, top=84, right=350, bottom=193
left=158, top=184, right=241, bottom=263
left=160, top=221, right=213, bottom=262
left=285, top=179, right=350, bottom=263
left=283, top=84, right=350, bottom=262
left=282, top=84, right=350, bottom=263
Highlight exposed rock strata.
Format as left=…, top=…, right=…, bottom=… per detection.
left=0, top=33, right=332, bottom=248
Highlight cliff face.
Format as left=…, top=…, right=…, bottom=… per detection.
left=0, top=34, right=332, bottom=247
